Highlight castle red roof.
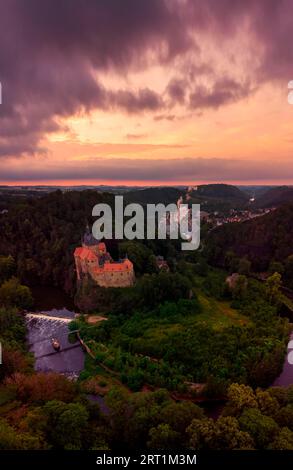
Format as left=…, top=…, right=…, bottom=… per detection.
left=103, top=259, right=132, bottom=272
left=74, top=245, right=133, bottom=272
left=74, top=246, right=97, bottom=261
left=91, top=259, right=133, bottom=274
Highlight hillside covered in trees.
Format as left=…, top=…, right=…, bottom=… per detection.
left=253, top=186, right=293, bottom=209
left=205, top=204, right=293, bottom=284
left=0, top=190, right=115, bottom=294
left=123, top=186, right=182, bottom=206
left=1, top=189, right=293, bottom=452
left=187, top=184, right=249, bottom=213
left=0, top=256, right=292, bottom=450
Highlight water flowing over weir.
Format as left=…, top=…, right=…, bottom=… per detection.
left=25, top=309, right=85, bottom=379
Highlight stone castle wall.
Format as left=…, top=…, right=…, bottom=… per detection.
left=90, top=268, right=134, bottom=287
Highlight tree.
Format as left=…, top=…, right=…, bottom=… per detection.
left=121, top=389, right=171, bottom=450
left=214, top=416, right=254, bottom=450
left=268, top=261, right=284, bottom=276
left=0, top=277, right=33, bottom=310
left=43, top=400, right=89, bottom=449
left=247, top=344, right=285, bottom=388
left=194, top=259, right=208, bottom=276
left=256, top=388, right=280, bottom=418
left=239, top=408, right=279, bottom=449
left=238, top=258, right=251, bottom=275
left=0, top=418, right=22, bottom=450
left=232, top=275, right=248, bottom=300
left=202, top=271, right=226, bottom=299
left=187, top=416, right=254, bottom=450
left=0, top=255, right=15, bottom=284
left=5, top=372, right=77, bottom=403
left=118, top=241, right=152, bottom=275
left=265, top=272, right=282, bottom=305
left=147, top=424, right=179, bottom=449
left=268, top=427, right=293, bottom=450
left=19, top=407, right=49, bottom=443
left=187, top=417, right=215, bottom=450
left=268, top=386, right=288, bottom=407
left=138, top=271, right=191, bottom=309
left=105, top=387, right=129, bottom=444
left=145, top=254, right=158, bottom=274
left=226, top=383, right=257, bottom=414
left=0, top=307, right=26, bottom=350
left=0, top=349, right=31, bottom=382
left=125, top=370, right=144, bottom=392
left=159, top=401, right=204, bottom=436
left=287, top=385, right=293, bottom=404
left=0, top=418, right=42, bottom=450
left=275, top=404, right=293, bottom=431
left=284, top=255, right=293, bottom=287
left=224, top=251, right=239, bottom=273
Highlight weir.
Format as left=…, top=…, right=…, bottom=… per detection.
left=25, top=309, right=84, bottom=377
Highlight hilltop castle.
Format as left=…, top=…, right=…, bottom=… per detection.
left=74, top=227, right=134, bottom=288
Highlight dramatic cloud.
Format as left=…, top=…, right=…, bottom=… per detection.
left=0, top=0, right=189, bottom=157
left=167, top=79, right=186, bottom=104
left=0, top=0, right=293, bottom=164
left=111, top=88, right=163, bottom=113
left=189, top=78, right=253, bottom=110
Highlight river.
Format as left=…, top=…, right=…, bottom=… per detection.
left=273, top=332, right=293, bottom=387
left=26, top=308, right=85, bottom=379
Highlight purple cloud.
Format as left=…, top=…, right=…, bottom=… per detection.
left=0, top=0, right=292, bottom=159
left=189, top=78, right=253, bottom=110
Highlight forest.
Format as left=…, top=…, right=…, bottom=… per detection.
left=0, top=189, right=293, bottom=450
left=0, top=282, right=293, bottom=450
left=72, top=270, right=289, bottom=394
left=205, top=203, right=293, bottom=287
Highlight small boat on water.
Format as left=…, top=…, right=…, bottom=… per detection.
left=51, top=338, right=61, bottom=351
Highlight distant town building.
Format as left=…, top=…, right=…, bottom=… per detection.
left=74, top=227, right=134, bottom=288
left=200, top=211, right=209, bottom=221
left=187, top=186, right=196, bottom=192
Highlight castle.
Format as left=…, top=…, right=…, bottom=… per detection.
left=74, top=228, right=134, bottom=288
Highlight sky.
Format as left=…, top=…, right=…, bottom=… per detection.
left=1, top=0, right=293, bottom=186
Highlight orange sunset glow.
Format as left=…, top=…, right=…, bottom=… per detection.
left=1, top=1, right=293, bottom=185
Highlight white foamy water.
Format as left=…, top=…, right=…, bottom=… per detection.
left=26, top=309, right=84, bottom=377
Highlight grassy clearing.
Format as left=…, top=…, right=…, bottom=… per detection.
left=107, top=292, right=251, bottom=360
left=194, top=293, right=250, bottom=330
left=139, top=291, right=250, bottom=338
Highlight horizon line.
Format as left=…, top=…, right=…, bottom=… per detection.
left=1, top=181, right=293, bottom=188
